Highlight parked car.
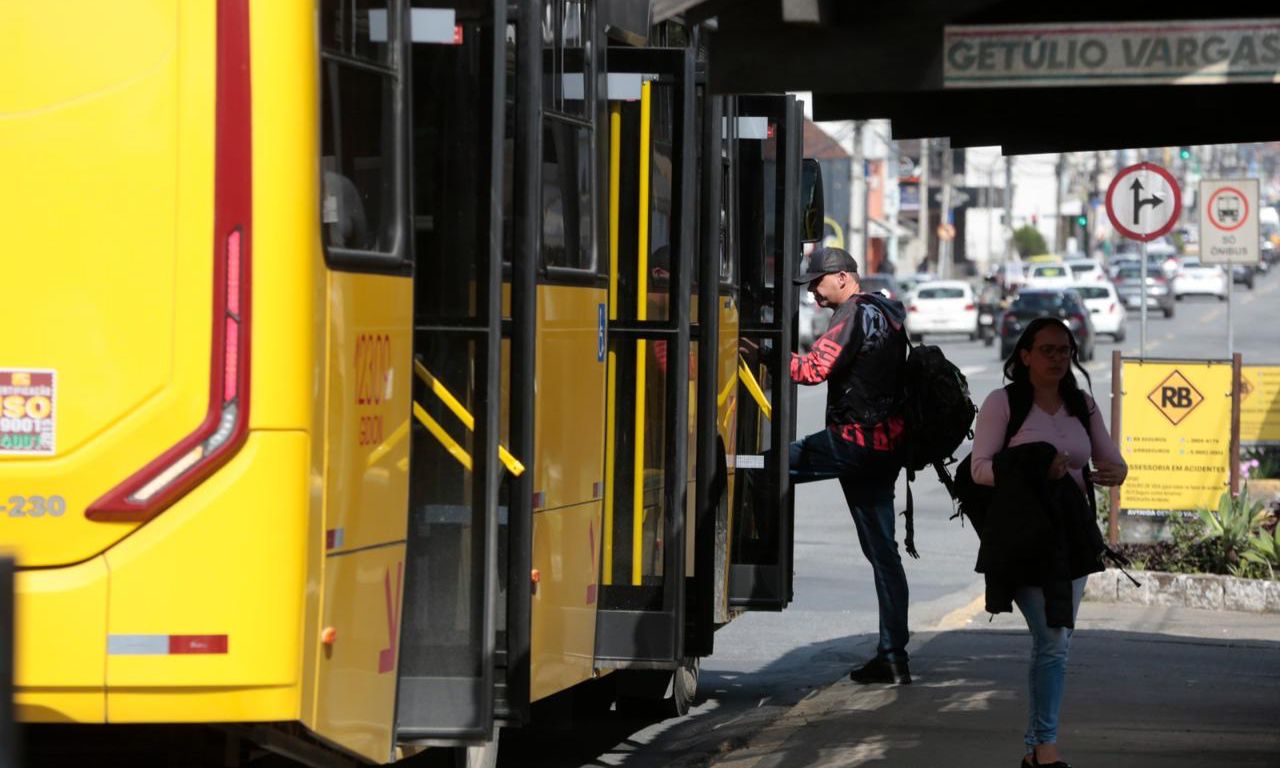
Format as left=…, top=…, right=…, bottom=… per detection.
left=905, top=280, right=979, bottom=341
left=997, top=287, right=1096, bottom=362
left=1073, top=282, right=1126, bottom=341
left=1066, top=258, right=1108, bottom=283
left=1172, top=258, right=1228, bottom=301
left=1231, top=263, right=1256, bottom=290
left=859, top=273, right=903, bottom=300
left=1112, top=264, right=1175, bottom=317
left=1024, top=262, right=1075, bottom=289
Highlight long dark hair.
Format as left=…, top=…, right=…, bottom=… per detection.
left=1002, top=317, right=1094, bottom=420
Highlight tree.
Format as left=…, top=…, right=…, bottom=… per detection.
left=1013, top=224, right=1048, bottom=258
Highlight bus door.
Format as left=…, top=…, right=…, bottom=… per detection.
left=394, top=0, right=508, bottom=743
left=595, top=44, right=697, bottom=669
left=728, top=95, right=805, bottom=611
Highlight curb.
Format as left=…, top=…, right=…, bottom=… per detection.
left=1085, top=568, right=1280, bottom=613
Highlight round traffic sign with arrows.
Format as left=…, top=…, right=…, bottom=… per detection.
left=1105, top=162, right=1181, bottom=242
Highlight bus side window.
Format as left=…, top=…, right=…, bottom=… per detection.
left=320, top=0, right=404, bottom=265
left=541, top=121, right=593, bottom=271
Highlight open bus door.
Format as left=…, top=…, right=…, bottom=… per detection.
left=1, top=555, right=13, bottom=768
left=594, top=42, right=698, bottom=682
left=394, top=0, right=507, bottom=745
left=729, top=94, right=807, bottom=611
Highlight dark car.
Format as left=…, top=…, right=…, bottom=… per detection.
left=997, top=287, right=1096, bottom=362
left=859, top=273, right=903, bottom=300
left=1112, top=264, right=1175, bottom=318
left=1231, top=264, right=1256, bottom=290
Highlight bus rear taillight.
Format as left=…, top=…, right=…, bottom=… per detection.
left=87, top=0, right=252, bottom=523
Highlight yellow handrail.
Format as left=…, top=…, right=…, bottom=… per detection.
left=413, top=401, right=472, bottom=471
left=413, top=359, right=525, bottom=476
left=737, top=355, right=773, bottom=421
left=603, top=101, right=623, bottom=586
left=632, top=80, right=653, bottom=587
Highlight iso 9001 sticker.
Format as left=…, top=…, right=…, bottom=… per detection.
left=1, top=368, right=56, bottom=455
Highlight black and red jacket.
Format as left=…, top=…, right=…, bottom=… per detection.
left=790, top=293, right=908, bottom=451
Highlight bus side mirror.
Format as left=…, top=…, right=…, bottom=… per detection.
left=801, top=158, right=824, bottom=244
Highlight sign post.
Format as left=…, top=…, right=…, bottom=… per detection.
left=1105, top=162, right=1181, bottom=357
left=1199, top=179, right=1259, bottom=360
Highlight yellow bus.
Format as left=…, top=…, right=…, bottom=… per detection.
left=1, top=1, right=819, bottom=764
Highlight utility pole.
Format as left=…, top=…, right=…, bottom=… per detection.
left=887, top=136, right=900, bottom=271
left=939, top=138, right=953, bottom=278
left=1004, top=154, right=1014, bottom=261
left=918, top=138, right=930, bottom=272
left=1055, top=152, right=1067, bottom=252
left=851, top=121, right=865, bottom=263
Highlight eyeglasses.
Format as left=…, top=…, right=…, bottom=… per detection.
left=1035, top=344, right=1072, bottom=359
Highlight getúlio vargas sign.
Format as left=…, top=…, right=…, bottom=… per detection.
left=944, top=19, right=1280, bottom=88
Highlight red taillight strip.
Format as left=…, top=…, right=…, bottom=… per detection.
left=87, top=0, right=252, bottom=522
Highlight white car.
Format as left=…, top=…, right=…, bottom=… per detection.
left=1024, top=262, right=1075, bottom=289
left=905, top=280, right=979, bottom=340
left=1173, top=258, right=1228, bottom=301
left=1066, top=258, right=1109, bottom=284
left=1074, top=282, right=1126, bottom=340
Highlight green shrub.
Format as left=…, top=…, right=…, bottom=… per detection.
left=1012, top=225, right=1048, bottom=258
left=1196, top=487, right=1272, bottom=579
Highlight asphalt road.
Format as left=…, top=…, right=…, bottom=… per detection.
left=498, top=268, right=1280, bottom=768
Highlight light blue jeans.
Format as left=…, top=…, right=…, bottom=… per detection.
left=1013, top=576, right=1087, bottom=750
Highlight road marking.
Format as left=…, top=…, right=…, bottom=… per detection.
left=960, top=365, right=986, bottom=376
left=934, top=592, right=986, bottom=631
left=1202, top=308, right=1223, bottom=322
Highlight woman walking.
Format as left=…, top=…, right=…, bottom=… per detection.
left=970, top=318, right=1128, bottom=767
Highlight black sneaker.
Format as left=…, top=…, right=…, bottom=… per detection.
left=848, top=657, right=911, bottom=685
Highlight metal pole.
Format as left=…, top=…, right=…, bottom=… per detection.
left=918, top=138, right=930, bottom=269
left=1055, top=153, right=1066, bottom=252
left=986, top=165, right=993, bottom=269
left=1227, top=260, right=1234, bottom=358
left=1004, top=154, right=1014, bottom=262
left=1139, top=239, right=1148, bottom=356
left=939, top=138, right=953, bottom=278
left=852, top=121, right=864, bottom=263
left=1231, top=353, right=1242, bottom=497
left=1109, top=350, right=1123, bottom=546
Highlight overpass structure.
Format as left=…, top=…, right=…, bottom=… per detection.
left=660, top=1, right=1280, bottom=153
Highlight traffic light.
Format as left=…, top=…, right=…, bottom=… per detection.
left=1179, top=146, right=1192, bottom=160
left=1076, top=214, right=1088, bottom=227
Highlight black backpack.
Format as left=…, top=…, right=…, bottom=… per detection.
left=901, top=341, right=977, bottom=474
left=897, top=336, right=977, bottom=558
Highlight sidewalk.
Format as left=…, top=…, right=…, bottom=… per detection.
left=709, top=601, right=1280, bottom=768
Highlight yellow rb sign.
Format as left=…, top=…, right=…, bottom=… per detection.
left=1119, top=361, right=1232, bottom=512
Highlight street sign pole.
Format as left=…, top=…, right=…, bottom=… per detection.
left=1139, top=240, right=1148, bottom=357
left=1227, top=263, right=1234, bottom=358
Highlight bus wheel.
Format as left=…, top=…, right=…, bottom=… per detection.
left=616, top=657, right=699, bottom=718
left=671, top=656, right=699, bottom=717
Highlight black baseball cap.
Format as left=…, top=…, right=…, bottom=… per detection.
left=793, top=247, right=859, bottom=285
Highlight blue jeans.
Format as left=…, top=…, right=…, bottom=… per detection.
left=787, top=428, right=909, bottom=663
left=1014, top=576, right=1087, bottom=750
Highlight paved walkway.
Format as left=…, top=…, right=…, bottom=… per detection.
left=709, top=602, right=1280, bottom=768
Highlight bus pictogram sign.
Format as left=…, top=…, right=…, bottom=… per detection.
left=1199, top=179, right=1259, bottom=265
left=1147, top=370, right=1204, bottom=426
left=1105, top=162, right=1181, bottom=242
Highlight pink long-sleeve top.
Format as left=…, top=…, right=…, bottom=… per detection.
left=971, top=388, right=1126, bottom=492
